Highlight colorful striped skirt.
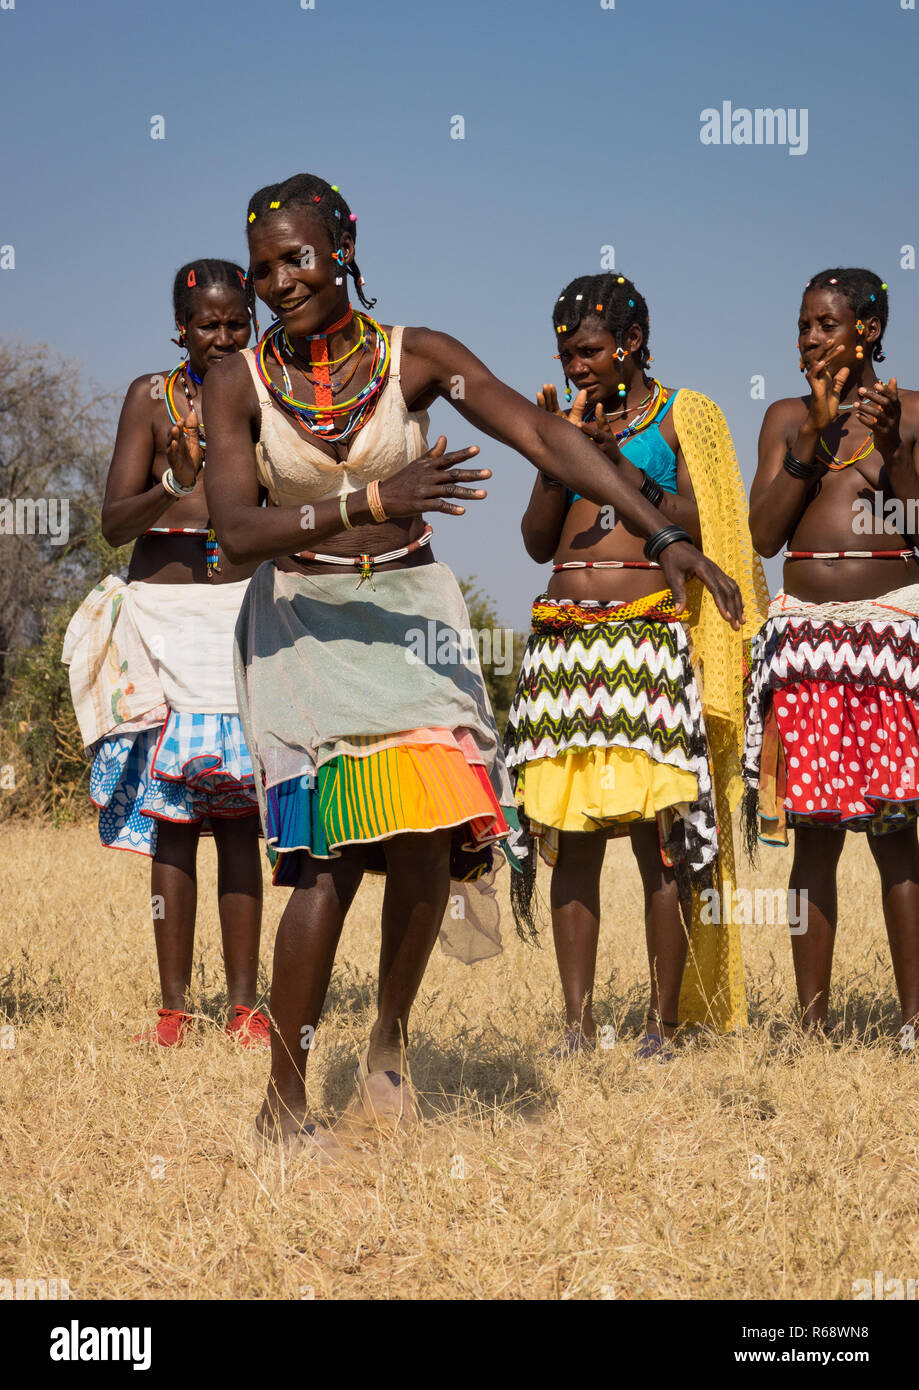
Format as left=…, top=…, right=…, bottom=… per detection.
left=233, top=560, right=522, bottom=963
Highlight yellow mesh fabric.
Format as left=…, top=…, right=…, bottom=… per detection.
left=672, top=391, right=771, bottom=1032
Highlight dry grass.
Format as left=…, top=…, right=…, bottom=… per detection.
left=2, top=820, right=918, bottom=1301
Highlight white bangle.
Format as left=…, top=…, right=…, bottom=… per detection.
left=162, top=467, right=196, bottom=497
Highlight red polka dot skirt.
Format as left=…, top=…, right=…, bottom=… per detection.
left=774, top=679, right=919, bottom=830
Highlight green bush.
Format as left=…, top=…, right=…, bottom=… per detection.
left=0, top=598, right=90, bottom=823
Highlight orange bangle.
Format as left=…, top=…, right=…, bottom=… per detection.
left=367, top=478, right=388, bottom=524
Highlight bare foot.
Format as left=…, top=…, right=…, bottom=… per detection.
left=366, top=1022, right=409, bottom=1076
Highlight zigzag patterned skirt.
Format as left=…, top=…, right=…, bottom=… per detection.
left=743, top=600, right=919, bottom=842
left=504, top=593, right=717, bottom=882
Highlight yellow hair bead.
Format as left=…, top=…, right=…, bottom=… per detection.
left=269, top=200, right=280, bottom=209
left=881, top=282, right=888, bottom=290
left=331, top=184, right=339, bottom=192
left=248, top=212, right=256, bottom=223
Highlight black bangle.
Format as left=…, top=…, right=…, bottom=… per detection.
left=782, top=449, right=825, bottom=481
left=643, top=525, right=694, bottom=562
left=639, top=470, right=665, bottom=507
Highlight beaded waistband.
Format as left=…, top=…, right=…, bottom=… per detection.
left=531, top=589, right=680, bottom=632
left=294, top=524, right=433, bottom=590
left=784, top=549, right=917, bottom=561
left=552, top=558, right=661, bottom=572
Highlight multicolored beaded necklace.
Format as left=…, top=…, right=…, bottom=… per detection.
left=254, top=309, right=391, bottom=443
left=585, top=380, right=667, bottom=442
left=162, top=362, right=220, bottom=579
left=164, top=363, right=206, bottom=458
left=611, top=380, right=667, bottom=442
left=817, top=429, right=875, bottom=471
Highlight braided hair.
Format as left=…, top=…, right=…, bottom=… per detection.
left=804, top=268, right=889, bottom=363
left=245, top=173, right=376, bottom=313
left=552, top=273, right=651, bottom=371
left=172, top=258, right=254, bottom=341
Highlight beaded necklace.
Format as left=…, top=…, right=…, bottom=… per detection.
left=255, top=311, right=391, bottom=443
left=164, top=363, right=206, bottom=457
left=282, top=317, right=366, bottom=374
left=587, top=380, right=666, bottom=442
left=162, top=362, right=220, bottom=579
left=817, top=430, right=875, bottom=471
left=272, top=326, right=366, bottom=398
left=613, top=380, right=666, bottom=441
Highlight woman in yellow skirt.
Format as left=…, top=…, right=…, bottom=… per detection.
left=505, top=273, right=768, bottom=1060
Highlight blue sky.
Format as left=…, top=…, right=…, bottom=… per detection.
left=2, top=0, right=917, bottom=623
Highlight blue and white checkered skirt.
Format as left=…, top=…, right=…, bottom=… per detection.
left=90, top=710, right=258, bottom=856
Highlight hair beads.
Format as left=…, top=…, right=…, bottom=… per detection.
left=245, top=174, right=376, bottom=310
left=805, top=267, right=891, bottom=365
left=172, top=258, right=254, bottom=343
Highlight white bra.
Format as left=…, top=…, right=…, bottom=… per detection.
left=242, top=324, right=431, bottom=507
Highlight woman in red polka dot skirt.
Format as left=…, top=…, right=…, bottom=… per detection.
left=744, top=268, right=919, bottom=1035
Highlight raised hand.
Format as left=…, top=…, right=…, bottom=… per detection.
left=166, top=410, right=204, bottom=489
left=536, top=383, right=566, bottom=416
left=379, top=436, right=491, bottom=518
left=571, top=398, right=627, bottom=466
left=537, top=386, right=627, bottom=469
left=856, top=377, right=901, bottom=459
left=805, top=344, right=850, bottom=431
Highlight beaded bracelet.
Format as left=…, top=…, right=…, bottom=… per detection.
left=643, top=525, right=693, bottom=562
left=367, top=478, right=388, bottom=523
left=162, top=467, right=196, bottom=497
left=782, top=449, right=826, bottom=481
left=639, top=471, right=664, bottom=507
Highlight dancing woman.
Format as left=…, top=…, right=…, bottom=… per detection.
left=504, top=273, right=767, bottom=1059
left=745, top=268, right=919, bottom=1034
left=64, top=260, right=267, bottom=1047
left=203, top=174, right=744, bottom=1154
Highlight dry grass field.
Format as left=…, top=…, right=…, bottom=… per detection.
left=2, top=819, right=918, bottom=1302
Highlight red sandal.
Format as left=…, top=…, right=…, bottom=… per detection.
left=133, top=1008, right=192, bottom=1047
left=226, top=1005, right=271, bottom=1049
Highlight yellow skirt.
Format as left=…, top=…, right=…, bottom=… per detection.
left=518, top=745, right=699, bottom=864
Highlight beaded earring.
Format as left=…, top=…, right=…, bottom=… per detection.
left=612, top=344, right=629, bottom=399
left=565, top=380, right=572, bottom=404
left=855, top=320, right=865, bottom=361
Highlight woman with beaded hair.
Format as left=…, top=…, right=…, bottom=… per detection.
left=504, top=273, right=768, bottom=1061
left=203, top=173, right=745, bottom=1157
left=744, top=268, right=919, bottom=1036
left=64, top=259, right=268, bottom=1048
